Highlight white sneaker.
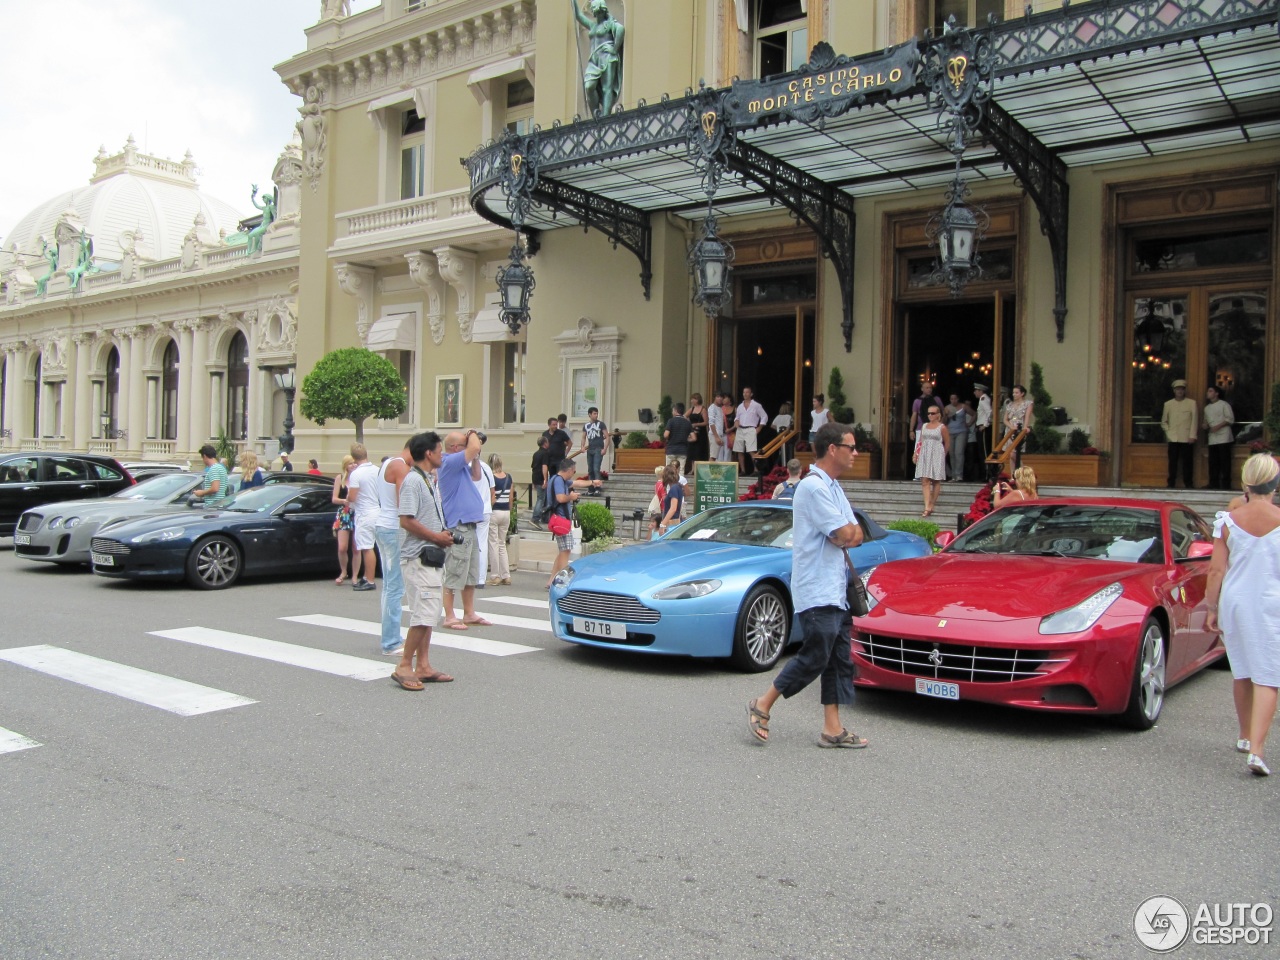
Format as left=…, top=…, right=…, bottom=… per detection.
left=1247, top=753, right=1271, bottom=776
left=381, top=645, right=405, bottom=657
left=1236, top=738, right=1251, bottom=753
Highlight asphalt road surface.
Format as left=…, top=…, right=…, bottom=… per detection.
left=0, top=543, right=1275, bottom=960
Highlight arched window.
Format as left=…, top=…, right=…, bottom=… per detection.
left=161, top=340, right=179, bottom=440
left=105, top=347, right=120, bottom=437
left=227, top=332, right=249, bottom=441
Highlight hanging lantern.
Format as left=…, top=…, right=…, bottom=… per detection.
left=496, top=242, right=535, bottom=335
left=688, top=211, right=734, bottom=316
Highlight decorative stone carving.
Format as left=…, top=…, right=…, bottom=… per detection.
left=181, top=214, right=218, bottom=271
left=41, top=335, right=70, bottom=373
left=118, top=227, right=154, bottom=282
left=53, top=209, right=86, bottom=272
left=296, top=85, right=327, bottom=192
left=334, top=262, right=375, bottom=345
left=320, top=0, right=350, bottom=18
left=258, top=294, right=299, bottom=354
left=433, top=247, right=476, bottom=343
left=273, top=136, right=304, bottom=227
left=405, top=251, right=446, bottom=345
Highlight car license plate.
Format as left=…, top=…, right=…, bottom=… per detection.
left=915, top=678, right=959, bottom=700
left=572, top=617, right=626, bottom=640
left=14, top=534, right=30, bottom=545
left=91, top=552, right=115, bottom=567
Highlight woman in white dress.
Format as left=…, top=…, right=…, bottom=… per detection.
left=912, top=404, right=950, bottom=517
left=1206, top=453, right=1280, bottom=777
left=809, top=394, right=829, bottom=445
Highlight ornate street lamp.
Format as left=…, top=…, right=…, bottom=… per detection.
left=99, top=410, right=111, bottom=440
left=273, top=366, right=297, bottom=455
left=496, top=243, right=535, bottom=335
left=688, top=210, right=734, bottom=316
left=925, top=169, right=987, bottom=295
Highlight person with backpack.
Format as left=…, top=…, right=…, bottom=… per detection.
left=771, top=459, right=803, bottom=501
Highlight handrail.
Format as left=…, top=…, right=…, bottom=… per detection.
left=985, top=425, right=1029, bottom=467
left=754, top=427, right=798, bottom=462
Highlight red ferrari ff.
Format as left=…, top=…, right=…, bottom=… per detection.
left=853, top=498, right=1225, bottom=729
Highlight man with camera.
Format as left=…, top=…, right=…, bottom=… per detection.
left=392, top=432, right=457, bottom=690
left=439, top=429, right=488, bottom=630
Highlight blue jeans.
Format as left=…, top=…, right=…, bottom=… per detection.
left=586, top=447, right=604, bottom=482
left=375, top=526, right=404, bottom=652
left=773, top=605, right=856, bottom=706
left=533, top=483, right=548, bottom=521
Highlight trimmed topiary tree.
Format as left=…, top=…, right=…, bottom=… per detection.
left=827, top=367, right=854, bottom=425
left=656, top=394, right=674, bottom=430
left=299, top=348, right=407, bottom=443
left=1067, top=427, right=1092, bottom=454
left=1024, top=362, right=1063, bottom=454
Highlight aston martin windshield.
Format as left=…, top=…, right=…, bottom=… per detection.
left=665, top=505, right=793, bottom=549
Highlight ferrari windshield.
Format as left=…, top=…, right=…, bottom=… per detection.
left=665, top=505, right=793, bottom=549
left=950, top=503, right=1165, bottom=563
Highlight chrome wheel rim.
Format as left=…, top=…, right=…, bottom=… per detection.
left=744, top=592, right=787, bottom=666
left=196, top=540, right=237, bottom=586
left=1137, top=623, right=1166, bottom=722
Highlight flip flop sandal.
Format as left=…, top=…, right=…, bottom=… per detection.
left=747, top=699, right=770, bottom=743
left=442, top=619, right=469, bottom=630
left=417, top=672, right=455, bottom=683
left=391, top=672, right=424, bottom=691
left=818, top=729, right=869, bottom=749
left=463, top=617, right=493, bottom=626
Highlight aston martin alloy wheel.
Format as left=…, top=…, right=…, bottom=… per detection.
left=1121, top=617, right=1166, bottom=730
left=186, top=535, right=242, bottom=590
left=730, top=583, right=789, bottom=672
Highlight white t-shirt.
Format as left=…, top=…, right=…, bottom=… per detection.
left=810, top=408, right=829, bottom=433
left=773, top=414, right=793, bottom=431
left=347, top=461, right=380, bottom=524
left=473, top=460, right=495, bottom=517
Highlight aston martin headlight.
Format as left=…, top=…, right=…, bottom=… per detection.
left=1038, top=582, right=1123, bottom=635
left=133, top=527, right=186, bottom=544
left=653, top=579, right=722, bottom=600
left=551, top=566, right=575, bottom=588
left=858, top=569, right=879, bottom=613
left=64, top=517, right=82, bottom=529
left=47, top=516, right=63, bottom=529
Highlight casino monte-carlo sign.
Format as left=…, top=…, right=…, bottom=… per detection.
left=725, top=41, right=918, bottom=125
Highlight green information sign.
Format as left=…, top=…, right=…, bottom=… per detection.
left=692, top=461, right=738, bottom=515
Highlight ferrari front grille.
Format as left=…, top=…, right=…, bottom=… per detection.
left=857, top=634, right=1068, bottom=683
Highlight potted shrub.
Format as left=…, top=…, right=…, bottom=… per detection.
left=1019, top=363, right=1110, bottom=486
left=614, top=429, right=666, bottom=472
left=576, top=500, right=624, bottom=555
left=848, top=424, right=881, bottom=480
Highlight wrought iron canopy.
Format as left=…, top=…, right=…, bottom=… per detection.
left=464, top=0, right=1280, bottom=348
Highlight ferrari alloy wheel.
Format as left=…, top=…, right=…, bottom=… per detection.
left=730, top=584, right=789, bottom=672
left=1121, top=617, right=1166, bottom=730
left=186, top=535, right=242, bottom=590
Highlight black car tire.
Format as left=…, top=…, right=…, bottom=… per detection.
left=1120, top=616, right=1166, bottom=730
left=186, top=535, right=242, bottom=590
left=730, top=583, right=789, bottom=672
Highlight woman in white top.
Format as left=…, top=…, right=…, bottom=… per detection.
left=809, top=394, right=829, bottom=444
left=1206, top=453, right=1280, bottom=776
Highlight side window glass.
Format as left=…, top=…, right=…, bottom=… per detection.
left=92, top=462, right=123, bottom=481
left=301, top=490, right=332, bottom=513
left=1169, top=509, right=1210, bottom=559
left=49, top=458, right=90, bottom=481
left=0, top=457, right=41, bottom=483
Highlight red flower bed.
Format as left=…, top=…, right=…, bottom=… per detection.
left=741, top=464, right=790, bottom=501
left=963, top=473, right=1009, bottom=526
left=647, top=440, right=665, bottom=449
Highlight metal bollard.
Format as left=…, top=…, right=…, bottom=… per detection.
left=604, top=495, right=611, bottom=510
left=631, top=508, right=644, bottom=541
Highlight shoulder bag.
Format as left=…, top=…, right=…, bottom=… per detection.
left=843, top=548, right=870, bottom=618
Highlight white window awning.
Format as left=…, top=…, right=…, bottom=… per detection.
left=467, top=55, right=535, bottom=104
left=470, top=304, right=512, bottom=343
left=367, top=312, right=417, bottom=351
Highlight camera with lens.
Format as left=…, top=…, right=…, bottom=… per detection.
left=450, top=532, right=465, bottom=545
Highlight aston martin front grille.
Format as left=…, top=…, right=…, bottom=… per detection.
left=557, top=590, right=661, bottom=624
left=90, top=538, right=131, bottom=556
left=856, top=634, right=1068, bottom=683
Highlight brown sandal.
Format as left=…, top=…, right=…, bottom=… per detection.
left=747, top=699, right=770, bottom=743
left=391, top=671, right=424, bottom=691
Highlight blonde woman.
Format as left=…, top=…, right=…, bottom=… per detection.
left=1206, top=453, right=1280, bottom=776
left=487, top=454, right=513, bottom=585
left=237, top=450, right=265, bottom=491
left=331, top=454, right=357, bottom=584
left=912, top=404, right=949, bottom=517
left=992, top=465, right=1039, bottom=508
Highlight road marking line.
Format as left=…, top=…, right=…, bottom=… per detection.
left=400, top=607, right=551, bottom=633
left=283, top=614, right=539, bottom=657
left=148, top=627, right=390, bottom=681
left=0, top=645, right=255, bottom=716
left=0, top=726, right=41, bottom=755
left=477, top=596, right=550, bottom=610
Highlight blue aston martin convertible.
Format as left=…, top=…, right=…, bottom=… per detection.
left=549, top=501, right=931, bottom=671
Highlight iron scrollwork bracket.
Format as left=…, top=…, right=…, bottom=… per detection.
left=921, top=16, right=995, bottom=156
left=685, top=84, right=736, bottom=201
left=496, top=128, right=542, bottom=231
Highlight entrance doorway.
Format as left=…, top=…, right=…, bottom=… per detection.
left=887, top=295, right=1015, bottom=479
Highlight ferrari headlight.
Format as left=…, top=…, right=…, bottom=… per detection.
left=133, top=527, right=186, bottom=544
left=47, top=516, right=63, bottom=529
left=859, top=569, right=879, bottom=613
left=1039, top=582, right=1123, bottom=635
left=64, top=516, right=82, bottom=529
left=551, top=566, right=575, bottom=588
left=653, top=579, right=722, bottom=600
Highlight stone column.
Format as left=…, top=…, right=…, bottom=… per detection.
left=72, top=335, right=92, bottom=449
left=127, top=331, right=147, bottom=453
left=176, top=321, right=194, bottom=454
left=115, top=332, right=133, bottom=445
left=146, top=377, right=159, bottom=439
left=243, top=310, right=264, bottom=445
left=188, top=321, right=210, bottom=446
left=2, top=347, right=22, bottom=445
left=91, top=380, right=104, bottom=438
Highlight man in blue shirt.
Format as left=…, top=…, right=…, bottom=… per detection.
left=748, top=421, right=869, bottom=749
left=438, top=430, right=486, bottom=630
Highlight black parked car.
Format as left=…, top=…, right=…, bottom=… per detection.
left=0, top=452, right=135, bottom=537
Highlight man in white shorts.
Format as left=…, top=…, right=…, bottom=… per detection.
left=390, top=431, right=455, bottom=690
left=345, top=444, right=380, bottom=591
left=733, top=386, right=768, bottom=477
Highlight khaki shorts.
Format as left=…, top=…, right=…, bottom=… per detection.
left=732, top=428, right=758, bottom=453
left=401, top=556, right=443, bottom=627
left=353, top=513, right=377, bottom=551
left=443, top=522, right=481, bottom=590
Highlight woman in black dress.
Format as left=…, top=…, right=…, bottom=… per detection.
left=686, top=393, right=708, bottom=474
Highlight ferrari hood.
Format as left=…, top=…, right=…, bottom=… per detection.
left=868, top=554, right=1149, bottom=621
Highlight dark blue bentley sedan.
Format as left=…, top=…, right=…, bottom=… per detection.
left=89, top=483, right=338, bottom=590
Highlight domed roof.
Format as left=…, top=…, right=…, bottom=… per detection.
left=2, top=136, right=246, bottom=264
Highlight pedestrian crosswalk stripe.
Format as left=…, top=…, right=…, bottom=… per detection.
left=282, top=614, right=539, bottom=657
left=0, top=645, right=255, bottom=716
left=478, top=596, right=550, bottom=611
left=401, top=607, right=551, bottom=633
left=0, top=726, right=41, bottom=755
left=148, top=627, right=390, bottom=681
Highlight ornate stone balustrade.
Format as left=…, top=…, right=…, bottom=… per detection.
left=334, top=189, right=484, bottom=252
left=140, top=259, right=183, bottom=279
left=86, top=439, right=121, bottom=455
left=140, top=440, right=177, bottom=459
left=203, top=246, right=250, bottom=268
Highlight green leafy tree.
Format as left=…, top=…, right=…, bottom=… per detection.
left=1025, top=362, right=1063, bottom=454
left=298, top=348, right=407, bottom=443
left=827, top=367, right=854, bottom=424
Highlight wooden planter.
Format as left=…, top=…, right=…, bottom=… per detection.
left=614, top=448, right=668, bottom=473
left=846, top=451, right=882, bottom=480
left=1021, top=454, right=1110, bottom=487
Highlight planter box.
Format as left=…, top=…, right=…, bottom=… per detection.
left=614, top=448, right=668, bottom=473
left=582, top=539, right=627, bottom=556
left=846, top=451, right=881, bottom=480
left=1021, top=454, right=1110, bottom=487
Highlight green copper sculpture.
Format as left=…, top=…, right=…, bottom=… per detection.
left=67, top=231, right=99, bottom=291
left=571, top=0, right=624, bottom=118
left=34, top=239, right=58, bottom=297
left=246, top=184, right=278, bottom=257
